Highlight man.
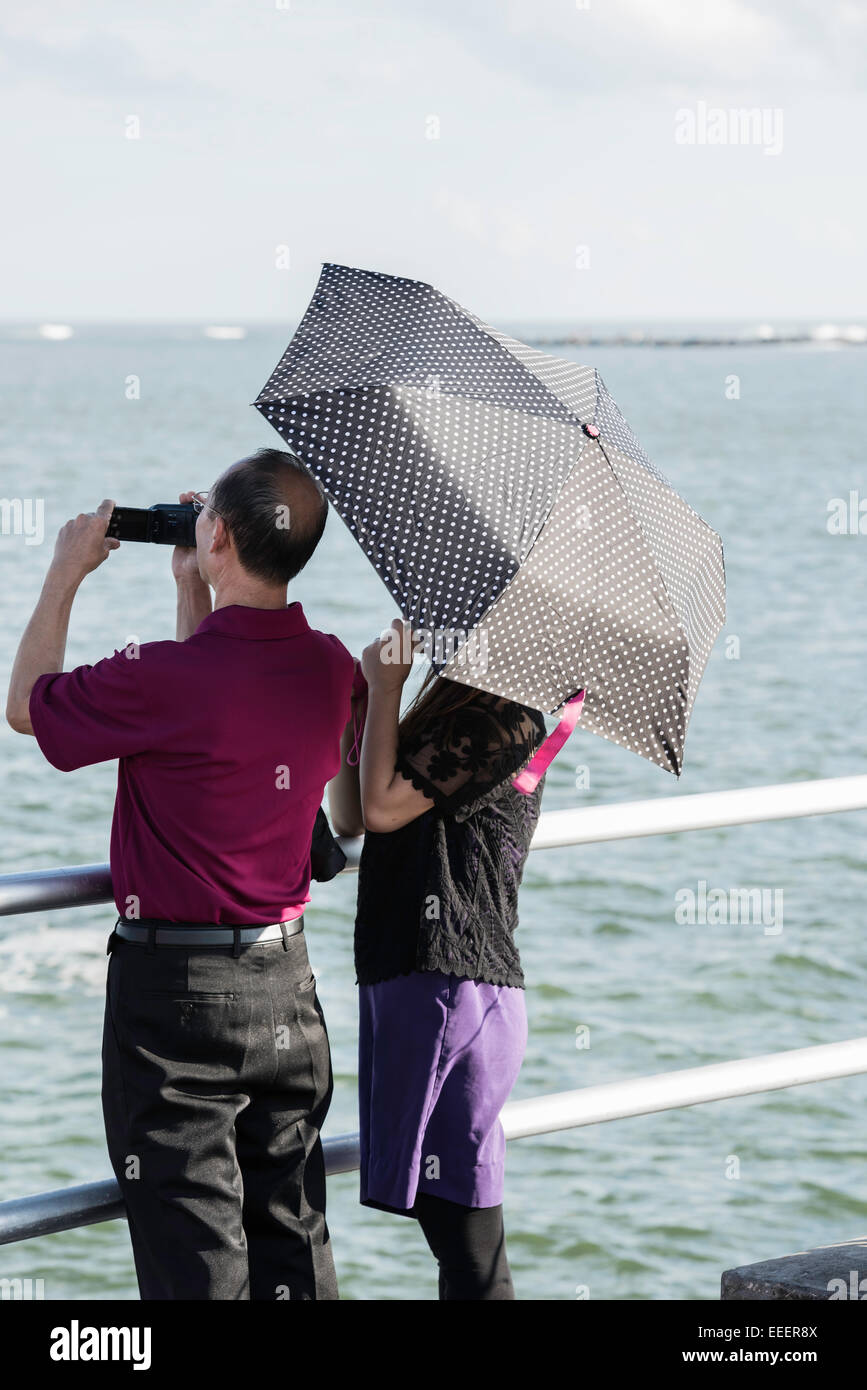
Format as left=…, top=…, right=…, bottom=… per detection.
left=6, top=448, right=363, bottom=1300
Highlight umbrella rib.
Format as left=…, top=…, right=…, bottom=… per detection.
left=592, top=433, right=707, bottom=665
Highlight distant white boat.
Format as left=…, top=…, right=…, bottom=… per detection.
left=203, top=325, right=247, bottom=340
left=811, top=323, right=841, bottom=341
left=752, top=324, right=776, bottom=340
left=840, top=325, right=867, bottom=343
left=38, top=324, right=73, bottom=340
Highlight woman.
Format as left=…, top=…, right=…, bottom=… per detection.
left=329, top=619, right=548, bottom=1300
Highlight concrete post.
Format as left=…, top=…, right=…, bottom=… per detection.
left=722, top=1243, right=867, bottom=1299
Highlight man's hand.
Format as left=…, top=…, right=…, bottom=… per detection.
left=172, top=491, right=204, bottom=584
left=49, top=499, right=119, bottom=586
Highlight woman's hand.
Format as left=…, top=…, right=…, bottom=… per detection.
left=358, top=619, right=436, bottom=832
left=360, top=618, right=418, bottom=695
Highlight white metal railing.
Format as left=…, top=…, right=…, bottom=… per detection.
left=2, top=774, right=866, bottom=918
left=529, top=774, right=867, bottom=849
left=0, top=772, right=865, bottom=1248
left=3, top=1036, right=867, bottom=1245
left=502, top=1036, right=867, bottom=1138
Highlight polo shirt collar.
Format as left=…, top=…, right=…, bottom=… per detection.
left=195, top=602, right=311, bottom=641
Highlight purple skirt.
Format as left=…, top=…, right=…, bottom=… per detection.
left=358, top=969, right=528, bottom=1215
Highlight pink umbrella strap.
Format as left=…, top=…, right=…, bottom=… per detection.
left=512, top=690, right=586, bottom=794
left=346, top=661, right=369, bottom=767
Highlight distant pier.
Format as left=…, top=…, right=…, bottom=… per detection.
left=527, top=330, right=867, bottom=349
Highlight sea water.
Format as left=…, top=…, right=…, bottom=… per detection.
left=0, top=322, right=865, bottom=1300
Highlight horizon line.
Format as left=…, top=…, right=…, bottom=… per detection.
left=2, top=314, right=865, bottom=327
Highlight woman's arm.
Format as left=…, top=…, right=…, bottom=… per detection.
left=327, top=672, right=366, bottom=837
left=358, top=621, right=437, bottom=833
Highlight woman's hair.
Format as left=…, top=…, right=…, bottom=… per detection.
left=398, top=666, right=505, bottom=750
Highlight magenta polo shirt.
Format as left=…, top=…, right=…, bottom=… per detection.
left=28, top=603, right=355, bottom=925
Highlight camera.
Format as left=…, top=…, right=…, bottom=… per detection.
left=107, top=503, right=197, bottom=547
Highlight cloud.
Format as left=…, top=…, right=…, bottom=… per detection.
left=396, top=0, right=866, bottom=95
left=0, top=25, right=216, bottom=99
left=433, top=186, right=560, bottom=264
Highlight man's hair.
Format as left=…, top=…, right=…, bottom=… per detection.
left=208, top=448, right=328, bottom=584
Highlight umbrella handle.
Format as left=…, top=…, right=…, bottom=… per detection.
left=512, top=690, right=585, bottom=795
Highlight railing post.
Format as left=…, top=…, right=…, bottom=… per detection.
left=722, top=1245, right=867, bottom=1300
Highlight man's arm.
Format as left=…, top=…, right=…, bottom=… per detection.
left=6, top=499, right=119, bottom=735
left=172, top=490, right=212, bottom=641
left=175, top=574, right=212, bottom=642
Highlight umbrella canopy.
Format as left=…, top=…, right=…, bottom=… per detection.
left=254, top=263, right=725, bottom=775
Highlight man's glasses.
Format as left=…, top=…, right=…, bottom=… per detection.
left=192, top=491, right=223, bottom=521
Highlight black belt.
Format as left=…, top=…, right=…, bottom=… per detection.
left=110, top=915, right=305, bottom=956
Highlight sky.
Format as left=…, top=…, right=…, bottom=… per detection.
left=0, top=0, right=865, bottom=322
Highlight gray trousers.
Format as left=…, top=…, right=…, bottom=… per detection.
left=101, top=926, right=338, bottom=1300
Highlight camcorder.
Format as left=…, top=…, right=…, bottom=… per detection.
left=107, top=503, right=197, bottom=547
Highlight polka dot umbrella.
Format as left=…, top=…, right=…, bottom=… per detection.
left=254, top=263, right=725, bottom=776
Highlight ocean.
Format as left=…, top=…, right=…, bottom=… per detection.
left=1, top=321, right=865, bottom=1300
